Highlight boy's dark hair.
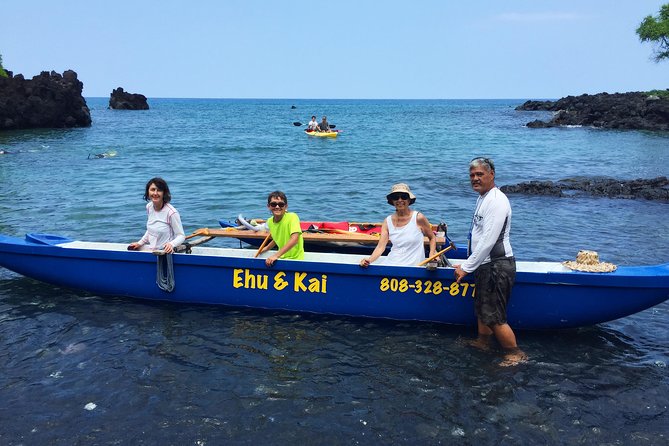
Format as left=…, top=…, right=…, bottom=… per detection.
left=267, top=190, right=287, bottom=204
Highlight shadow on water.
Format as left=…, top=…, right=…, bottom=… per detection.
left=1, top=273, right=668, bottom=444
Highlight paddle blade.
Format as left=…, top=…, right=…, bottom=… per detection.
left=330, top=124, right=336, bottom=129
left=293, top=122, right=303, bottom=126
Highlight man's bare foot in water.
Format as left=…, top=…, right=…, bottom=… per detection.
left=465, top=335, right=494, bottom=352
left=500, top=349, right=528, bottom=367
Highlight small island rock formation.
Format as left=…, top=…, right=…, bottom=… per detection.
left=109, top=87, right=149, bottom=110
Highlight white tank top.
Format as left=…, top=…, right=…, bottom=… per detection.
left=385, top=211, right=426, bottom=266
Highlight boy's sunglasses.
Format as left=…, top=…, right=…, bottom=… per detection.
left=269, top=201, right=286, bottom=208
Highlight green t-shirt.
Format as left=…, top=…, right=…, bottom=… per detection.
left=266, top=212, right=305, bottom=260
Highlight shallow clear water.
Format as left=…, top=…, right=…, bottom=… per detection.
left=0, top=98, right=667, bottom=444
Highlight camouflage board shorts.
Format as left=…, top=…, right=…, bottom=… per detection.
left=474, top=257, right=516, bottom=326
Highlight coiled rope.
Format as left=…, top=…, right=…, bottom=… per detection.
left=155, top=253, right=175, bottom=292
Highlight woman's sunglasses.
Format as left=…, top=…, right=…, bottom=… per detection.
left=269, top=201, right=286, bottom=208
left=390, top=193, right=410, bottom=201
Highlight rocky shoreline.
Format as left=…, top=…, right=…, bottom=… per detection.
left=0, top=70, right=91, bottom=130
left=516, top=91, right=669, bottom=131
left=500, top=176, right=669, bottom=202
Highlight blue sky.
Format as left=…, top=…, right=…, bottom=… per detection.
left=2, top=1, right=667, bottom=99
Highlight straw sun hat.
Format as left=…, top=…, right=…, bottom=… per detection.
left=563, top=250, right=617, bottom=273
left=386, top=183, right=416, bottom=204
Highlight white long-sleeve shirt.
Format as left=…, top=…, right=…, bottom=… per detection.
left=138, top=202, right=185, bottom=250
left=460, top=187, right=513, bottom=273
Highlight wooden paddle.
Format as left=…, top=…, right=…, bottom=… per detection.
left=293, top=122, right=336, bottom=128
left=185, top=228, right=210, bottom=240
left=254, top=232, right=272, bottom=258
left=417, top=242, right=456, bottom=266
left=186, top=226, right=245, bottom=240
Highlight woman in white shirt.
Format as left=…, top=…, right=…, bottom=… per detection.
left=360, top=183, right=436, bottom=267
left=128, top=177, right=185, bottom=254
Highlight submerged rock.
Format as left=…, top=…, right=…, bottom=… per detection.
left=500, top=176, right=669, bottom=201
left=516, top=92, right=669, bottom=131
left=109, top=87, right=149, bottom=110
left=0, top=69, right=91, bottom=130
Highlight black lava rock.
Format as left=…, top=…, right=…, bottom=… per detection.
left=0, top=70, right=91, bottom=130
left=516, top=92, right=669, bottom=131
left=500, top=176, right=669, bottom=201
left=109, top=87, right=149, bottom=110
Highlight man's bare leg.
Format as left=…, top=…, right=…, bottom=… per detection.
left=492, top=323, right=527, bottom=366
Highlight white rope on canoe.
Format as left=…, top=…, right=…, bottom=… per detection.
left=156, top=253, right=175, bottom=292
left=154, top=236, right=215, bottom=292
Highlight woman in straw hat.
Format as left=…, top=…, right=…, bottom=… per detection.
left=360, top=183, right=437, bottom=267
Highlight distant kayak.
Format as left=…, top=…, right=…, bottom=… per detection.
left=305, top=129, right=338, bottom=138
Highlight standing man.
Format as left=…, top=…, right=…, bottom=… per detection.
left=454, top=157, right=526, bottom=366
left=260, top=191, right=305, bottom=267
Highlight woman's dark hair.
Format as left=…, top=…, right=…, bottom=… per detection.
left=267, top=190, right=287, bottom=204
left=144, top=177, right=172, bottom=203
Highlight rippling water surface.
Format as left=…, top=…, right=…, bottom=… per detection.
left=0, top=98, right=667, bottom=445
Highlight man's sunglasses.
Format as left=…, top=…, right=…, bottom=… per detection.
left=269, top=201, right=286, bottom=208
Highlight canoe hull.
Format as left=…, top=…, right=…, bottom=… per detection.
left=1, top=233, right=668, bottom=329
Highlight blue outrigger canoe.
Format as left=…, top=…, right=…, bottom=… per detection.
left=0, top=233, right=668, bottom=330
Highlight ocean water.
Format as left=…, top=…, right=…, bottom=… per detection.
left=0, top=98, right=668, bottom=445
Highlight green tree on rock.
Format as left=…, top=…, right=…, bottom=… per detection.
left=637, top=3, right=669, bottom=62
left=0, top=54, right=7, bottom=78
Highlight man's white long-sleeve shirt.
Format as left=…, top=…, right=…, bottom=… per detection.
left=461, top=187, right=513, bottom=273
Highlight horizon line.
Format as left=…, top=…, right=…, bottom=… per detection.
left=84, top=96, right=557, bottom=101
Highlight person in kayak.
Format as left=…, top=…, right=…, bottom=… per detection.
left=259, top=191, right=305, bottom=267
left=307, top=116, right=318, bottom=131
left=317, top=116, right=331, bottom=132
left=359, top=183, right=436, bottom=267
left=127, top=177, right=185, bottom=254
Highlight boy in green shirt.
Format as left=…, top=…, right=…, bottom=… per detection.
left=260, top=191, right=305, bottom=267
